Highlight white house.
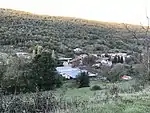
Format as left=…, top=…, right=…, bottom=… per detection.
left=58, top=57, right=72, bottom=66
left=16, top=52, right=31, bottom=59
left=101, top=60, right=112, bottom=67
left=73, top=48, right=83, bottom=53
left=101, top=53, right=129, bottom=62
left=92, top=63, right=101, bottom=68
left=58, top=57, right=72, bottom=62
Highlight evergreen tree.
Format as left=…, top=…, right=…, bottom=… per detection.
left=37, top=45, right=43, bottom=54
left=51, top=50, right=56, bottom=59
left=30, top=51, right=62, bottom=91
left=32, top=45, right=43, bottom=58
left=117, top=56, right=121, bottom=63
left=127, top=65, right=137, bottom=76
left=113, top=55, right=118, bottom=63
left=76, top=72, right=89, bottom=88
left=120, top=56, right=124, bottom=63
left=105, top=53, right=109, bottom=57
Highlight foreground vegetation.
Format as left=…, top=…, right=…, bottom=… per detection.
left=0, top=80, right=150, bottom=113
left=0, top=8, right=150, bottom=113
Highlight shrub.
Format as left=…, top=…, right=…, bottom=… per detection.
left=64, top=80, right=77, bottom=88
left=109, top=84, right=119, bottom=97
left=0, top=64, right=7, bottom=84
left=54, top=74, right=63, bottom=88
left=76, top=72, right=89, bottom=88
left=125, top=56, right=134, bottom=64
left=94, top=44, right=109, bottom=51
left=0, top=92, right=58, bottom=113
left=107, top=64, right=125, bottom=82
left=131, top=84, right=143, bottom=92
left=1, top=57, right=30, bottom=94
left=126, top=65, right=137, bottom=76
left=91, top=85, right=102, bottom=91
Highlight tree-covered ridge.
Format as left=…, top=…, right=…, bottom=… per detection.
left=0, top=8, right=147, bottom=55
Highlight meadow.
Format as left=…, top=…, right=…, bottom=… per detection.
left=1, top=79, right=150, bottom=113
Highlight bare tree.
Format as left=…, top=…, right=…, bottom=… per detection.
left=124, top=9, right=150, bottom=80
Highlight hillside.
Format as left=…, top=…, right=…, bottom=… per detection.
left=1, top=8, right=150, bottom=113
left=0, top=8, right=147, bottom=56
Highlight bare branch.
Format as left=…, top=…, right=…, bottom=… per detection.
left=123, top=23, right=138, bottom=40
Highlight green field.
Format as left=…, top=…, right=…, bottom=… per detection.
left=52, top=80, right=150, bottom=113
left=2, top=79, right=149, bottom=113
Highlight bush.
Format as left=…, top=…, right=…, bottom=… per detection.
left=0, top=92, right=58, bottom=113
left=91, top=85, right=102, bottom=91
left=125, top=56, right=134, bottom=64
left=1, top=57, right=30, bottom=94
left=107, top=64, right=125, bottom=82
left=94, top=44, right=109, bottom=51
left=76, top=72, right=89, bottom=88
left=0, top=64, right=7, bottom=84
left=131, top=83, right=143, bottom=92
left=64, top=80, right=77, bottom=88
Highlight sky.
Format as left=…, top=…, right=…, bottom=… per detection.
left=0, top=0, right=150, bottom=25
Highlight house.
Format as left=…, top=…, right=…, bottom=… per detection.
left=92, top=63, right=101, bottom=68
left=58, top=57, right=72, bottom=66
left=63, top=61, right=72, bottom=67
left=15, top=52, right=31, bottom=59
left=93, top=57, right=112, bottom=67
left=56, top=66, right=97, bottom=79
left=88, top=72, right=98, bottom=77
left=56, top=66, right=87, bottom=79
left=58, top=57, right=72, bottom=62
left=120, top=75, right=132, bottom=80
left=101, top=60, right=112, bottom=66
left=91, top=54, right=98, bottom=57
left=100, top=53, right=130, bottom=63
left=73, top=48, right=83, bottom=53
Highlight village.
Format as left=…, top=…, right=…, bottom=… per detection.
left=57, top=47, right=133, bottom=80
left=0, top=45, right=133, bottom=81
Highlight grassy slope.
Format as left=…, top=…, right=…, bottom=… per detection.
left=42, top=80, right=150, bottom=113
left=0, top=8, right=147, bottom=56
left=4, top=80, right=150, bottom=113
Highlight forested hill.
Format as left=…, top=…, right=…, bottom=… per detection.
left=0, top=8, right=146, bottom=56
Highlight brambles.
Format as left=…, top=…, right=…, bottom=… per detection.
left=91, top=85, right=102, bottom=91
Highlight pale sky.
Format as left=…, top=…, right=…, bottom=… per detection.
left=0, top=0, right=150, bottom=25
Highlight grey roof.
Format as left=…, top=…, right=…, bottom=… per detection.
left=56, top=66, right=87, bottom=78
